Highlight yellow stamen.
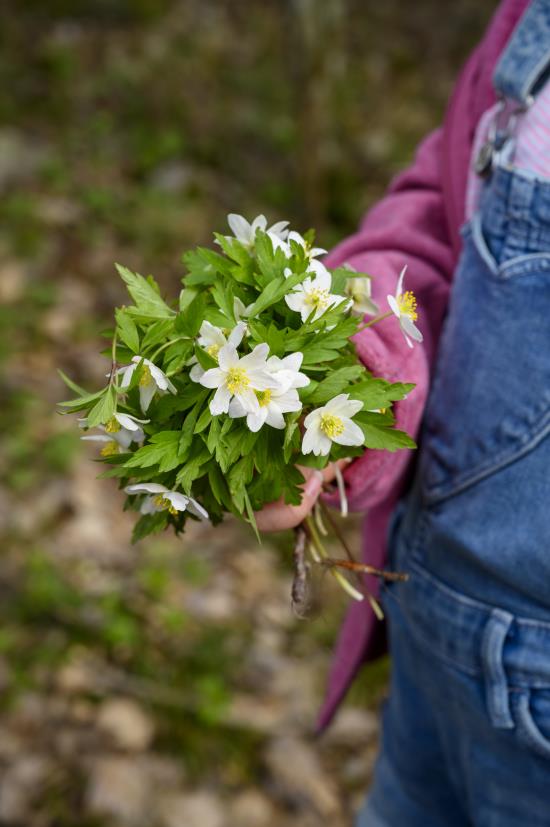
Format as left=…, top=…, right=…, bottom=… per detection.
left=256, top=389, right=272, bottom=408
left=226, top=366, right=250, bottom=395
left=397, top=291, right=418, bottom=321
left=305, top=288, right=331, bottom=311
left=206, top=344, right=220, bottom=360
left=153, top=494, right=178, bottom=516
left=320, top=413, right=345, bottom=438
left=139, top=365, right=153, bottom=387
left=104, top=416, right=121, bottom=433
left=100, top=441, right=119, bottom=457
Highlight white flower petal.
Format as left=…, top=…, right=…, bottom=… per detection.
left=113, top=430, right=133, bottom=449
left=186, top=497, right=209, bottom=521
left=303, top=409, right=322, bottom=429
left=227, top=322, right=246, bottom=348
left=387, top=294, right=401, bottom=318
left=125, top=483, right=168, bottom=495
left=400, top=315, right=423, bottom=342
left=228, top=397, right=246, bottom=418
left=237, top=389, right=260, bottom=414
left=269, top=220, right=289, bottom=239
left=119, top=363, right=136, bottom=389
left=246, top=408, right=268, bottom=432
left=301, top=425, right=320, bottom=455
left=217, top=344, right=239, bottom=371
left=140, top=496, right=158, bottom=515
left=396, top=265, right=407, bottom=297
left=333, top=419, right=365, bottom=447
left=199, top=367, right=225, bottom=389
left=190, top=362, right=205, bottom=383
left=251, top=214, right=267, bottom=232
left=139, top=382, right=157, bottom=413
left=81, top=435, right=113, bottom=443
left=240, top=343, right=269, bottom=368
left=264, top=407, right=286, bottom=429
left=165, top=492, right=190, bottom=512
left=285, top=292, right=306, bottom=313
left=210, top=385, right=231, bottom=415
left=115, top=413, right=149, bottom=431
left=227, top=213, right=251, bottom=243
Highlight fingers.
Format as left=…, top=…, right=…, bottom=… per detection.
left=255, top=468, right=324, bottom=533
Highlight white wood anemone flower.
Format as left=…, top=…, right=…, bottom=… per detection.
left=345, top=274, right=380, bottom=317
left=81, top=434, right=123, bottom=457
left=125, top=483, right=209, bottom=520
left=222, top=213, right=289, bottom=249
left=229, top=386, right=302, bottom=432
left=119, top=357, right=177, bottom=413
left=387, top=265, right=423, bottom=349
left=285, top=261, right=348, bottom=323
left=266, top=352, right=310, bottom=392
left=189, top=321, right=246, bottom=382
left=287, top=230, right=327, bottom=260
left=80, top=412, right=149, bottom=450
left=227, top=351, right=309, bottom=431
left=199, top=342, right=281, bottom=416
left=302, top=394, right=364, bottom=456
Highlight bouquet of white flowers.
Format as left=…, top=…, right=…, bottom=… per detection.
left=60, top=214, right=421, bottom=611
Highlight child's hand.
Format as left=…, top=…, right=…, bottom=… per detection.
left=255, top=461, right=348, bottom=533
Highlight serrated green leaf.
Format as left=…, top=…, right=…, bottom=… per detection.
left=124, top=430, right=181, bottom=471
left=86, top=385, right=117, bottom=427
left=174, top=292, right=207, bottom=338
left=115, top=308, right=140, bottom=353
left=58, top=370, right=88, bottom=396
left=116, top=264, right=174, bottom=319
left=307, top=365, right=365, bottom=403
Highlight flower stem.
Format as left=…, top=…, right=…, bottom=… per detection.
left=356, top=311, right=393, bottom=332
left=304, top=516, right=364, bottom=602
left=150, top=336, right=189, bottom=363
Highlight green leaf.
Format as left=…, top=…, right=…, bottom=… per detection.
left=182, top=247, right=231, bottom=286
left=211, top=281, right=235, bottom=321
left=58, top=370, right=88, bottom=396
left=116, top=264, right=174, bottom=319
left=115, top=308, right=140, bottom=353
left=131, top=512, right=169, bottom=543
left=124, top=430, right=182, bottom=472
left=195, top=346, right=218, bottom=371
left=349, top=379, right=414, bottom=411
left=175, top=445, right=211, bottom=492
left=243, top=489, right=260, bottom=543
left=141, top=319, right=175, bottom=351
left=86, top=385, right=117, bottom=427
left=357, top=418, right=416, bottom=451
left=307, top=365, right=365, bottom=403
left=174, top=292, right=207, bottom=338
left=58, top=387, right=106, bottom=411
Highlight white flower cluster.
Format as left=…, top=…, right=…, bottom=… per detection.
left=77, top=213, right=423, bottom=527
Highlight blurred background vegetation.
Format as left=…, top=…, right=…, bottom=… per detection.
left=1, top=1, right=494, bottom=825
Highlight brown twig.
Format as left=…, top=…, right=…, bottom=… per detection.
left=320, top=558, right=409, bottom=583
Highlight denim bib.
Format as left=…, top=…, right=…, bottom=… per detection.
left=394, top=0, right=550, bottom=619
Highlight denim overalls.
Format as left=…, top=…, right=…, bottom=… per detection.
left=359, top=3, right=550, bottom=825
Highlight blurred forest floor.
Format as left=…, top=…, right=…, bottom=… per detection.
left=0, top=1, right=494, bottom=825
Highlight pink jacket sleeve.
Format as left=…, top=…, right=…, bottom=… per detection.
left=324, top=128, right=456, bottom=511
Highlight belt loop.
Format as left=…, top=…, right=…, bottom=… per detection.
left=481, top=609, right=514, bottom=730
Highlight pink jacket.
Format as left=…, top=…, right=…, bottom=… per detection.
left=318, top=0, right=529, bottom=731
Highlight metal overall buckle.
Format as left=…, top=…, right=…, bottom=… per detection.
left=474, top=95, right=531, bottom=179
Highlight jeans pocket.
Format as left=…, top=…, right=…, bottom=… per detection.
left=513, top=688, right=550, bottom=761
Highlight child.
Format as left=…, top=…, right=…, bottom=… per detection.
left=257, top=0, right=550, bottom=823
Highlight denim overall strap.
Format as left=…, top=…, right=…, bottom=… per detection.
left=493, top=0, right=550, bottom=106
